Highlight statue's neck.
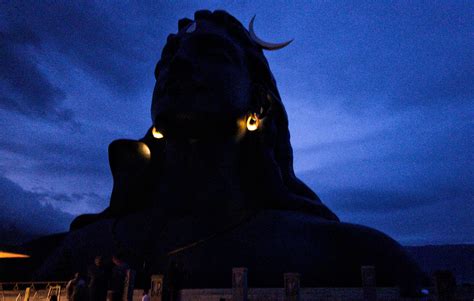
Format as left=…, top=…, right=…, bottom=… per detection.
left=156, top=139, right=245, bottom=214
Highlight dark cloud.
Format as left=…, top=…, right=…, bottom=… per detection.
left=340, top=194, right=474, bottom=246
left=0, top=175, right=74, bottom=239
left=1, top=1, right=155, bottom=96
left=321, top=186, right=472, bottom=214
left=0, top=136, right=109, bottom=178
left=0, top=28, right=75, bottom=123
left=0, top=175, right=107, bottom=245
left=299, top=166, right=473, bottom=245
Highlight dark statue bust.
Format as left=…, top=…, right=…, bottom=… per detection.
left=41, top=10, right=427, bottom=295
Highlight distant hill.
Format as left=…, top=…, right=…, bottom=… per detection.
left=0, top=223, right=41, bottom=245
left=0, top=233, right=67, bottom=281
left=405, top=244, right=474, bottom=284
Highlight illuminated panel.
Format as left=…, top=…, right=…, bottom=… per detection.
left=0, top=251, right=30, bottom=258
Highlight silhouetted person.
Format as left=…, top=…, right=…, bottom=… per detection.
left=109, top=254, right=129, bottom=301
left=87, top=255, right=107, bottom=301
left=66, top=273, right=80, bottom=301
left=67, top=273, right=87, bottom=301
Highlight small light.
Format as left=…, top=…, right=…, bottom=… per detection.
left=139, top=143, right=151, bottom=160
left=152, top=127, right=164, bottom=139
left=246, top=113, right=259, bottom=131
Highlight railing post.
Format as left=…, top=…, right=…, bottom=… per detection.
left=232, top=267, right=248, bottom=301
left=23, top=287, right=30, bottom=301
left=433, top=270, right=456, bottom=301
left=284, top=273, right=300, bottom=301
left=150, top=275, right=163, bottom=301
left=123, top=269, right=136, bottom=301
left=361, top=265, right=377, bottom=301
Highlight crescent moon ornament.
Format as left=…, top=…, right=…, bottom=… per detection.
left=248, top=15, right=293, bottom=50
left=186, top=21, right=196, bottom=33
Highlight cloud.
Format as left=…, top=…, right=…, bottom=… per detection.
left=0, top=175, right=74, bottom=240
left=33, top=190, right=107, bottom=216
left=0, top=174, right=109, bottom=245
left=325, top=189, right=438, bottom=213
left=320, top=185, right=472, bottom=214
left=297, top=166, right=474, bottom=245
left=0, top=135, right=109, bottom=178
left=0, top=28, right=75, bottom=123
left=1, top=1, right=156, bottom=96
left=338, top=193, right=474, bottom=246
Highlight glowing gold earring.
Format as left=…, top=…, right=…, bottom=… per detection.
left=246, top=113, right=259, bottom=131
left=152, top=127, right=164, bottom=139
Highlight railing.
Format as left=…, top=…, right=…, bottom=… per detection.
left=150, top=266, right=474, bottom=301
left=0, top=283, right=67, bottom=291
left=0, top=282, right=66, bottom=301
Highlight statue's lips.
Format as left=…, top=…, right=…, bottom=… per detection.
left=154, top=112, right=242, bottom=139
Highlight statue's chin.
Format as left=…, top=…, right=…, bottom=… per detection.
left=156, top=141, right=244, bottom=214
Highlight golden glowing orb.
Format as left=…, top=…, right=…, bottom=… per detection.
left=246, top=113, right=259, bottom=131
left=152, top=127, right=164, bottom=139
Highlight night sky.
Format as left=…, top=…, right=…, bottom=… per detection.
left=0, top=1, right=472, bottom=245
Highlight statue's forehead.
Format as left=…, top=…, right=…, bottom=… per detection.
left=171, top=19, right=247, bottom=62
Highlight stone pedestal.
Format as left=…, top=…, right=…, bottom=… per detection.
left=232, top=267, right=248, bottom=301
left=361, top=266, right=377, bottom=301
left=150, top=275, right=164, bottom=301
left=284, top=273, right=300, bottom=301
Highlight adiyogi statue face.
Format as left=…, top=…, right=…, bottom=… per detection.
left=150, top=10, right=289, bottom=141
left=147, top=10, right=338, bottom=221
left=151, top=17, right=252, bottom=138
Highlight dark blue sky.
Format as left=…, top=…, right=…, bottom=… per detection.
left=0, top=1, right=472, bottom=245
